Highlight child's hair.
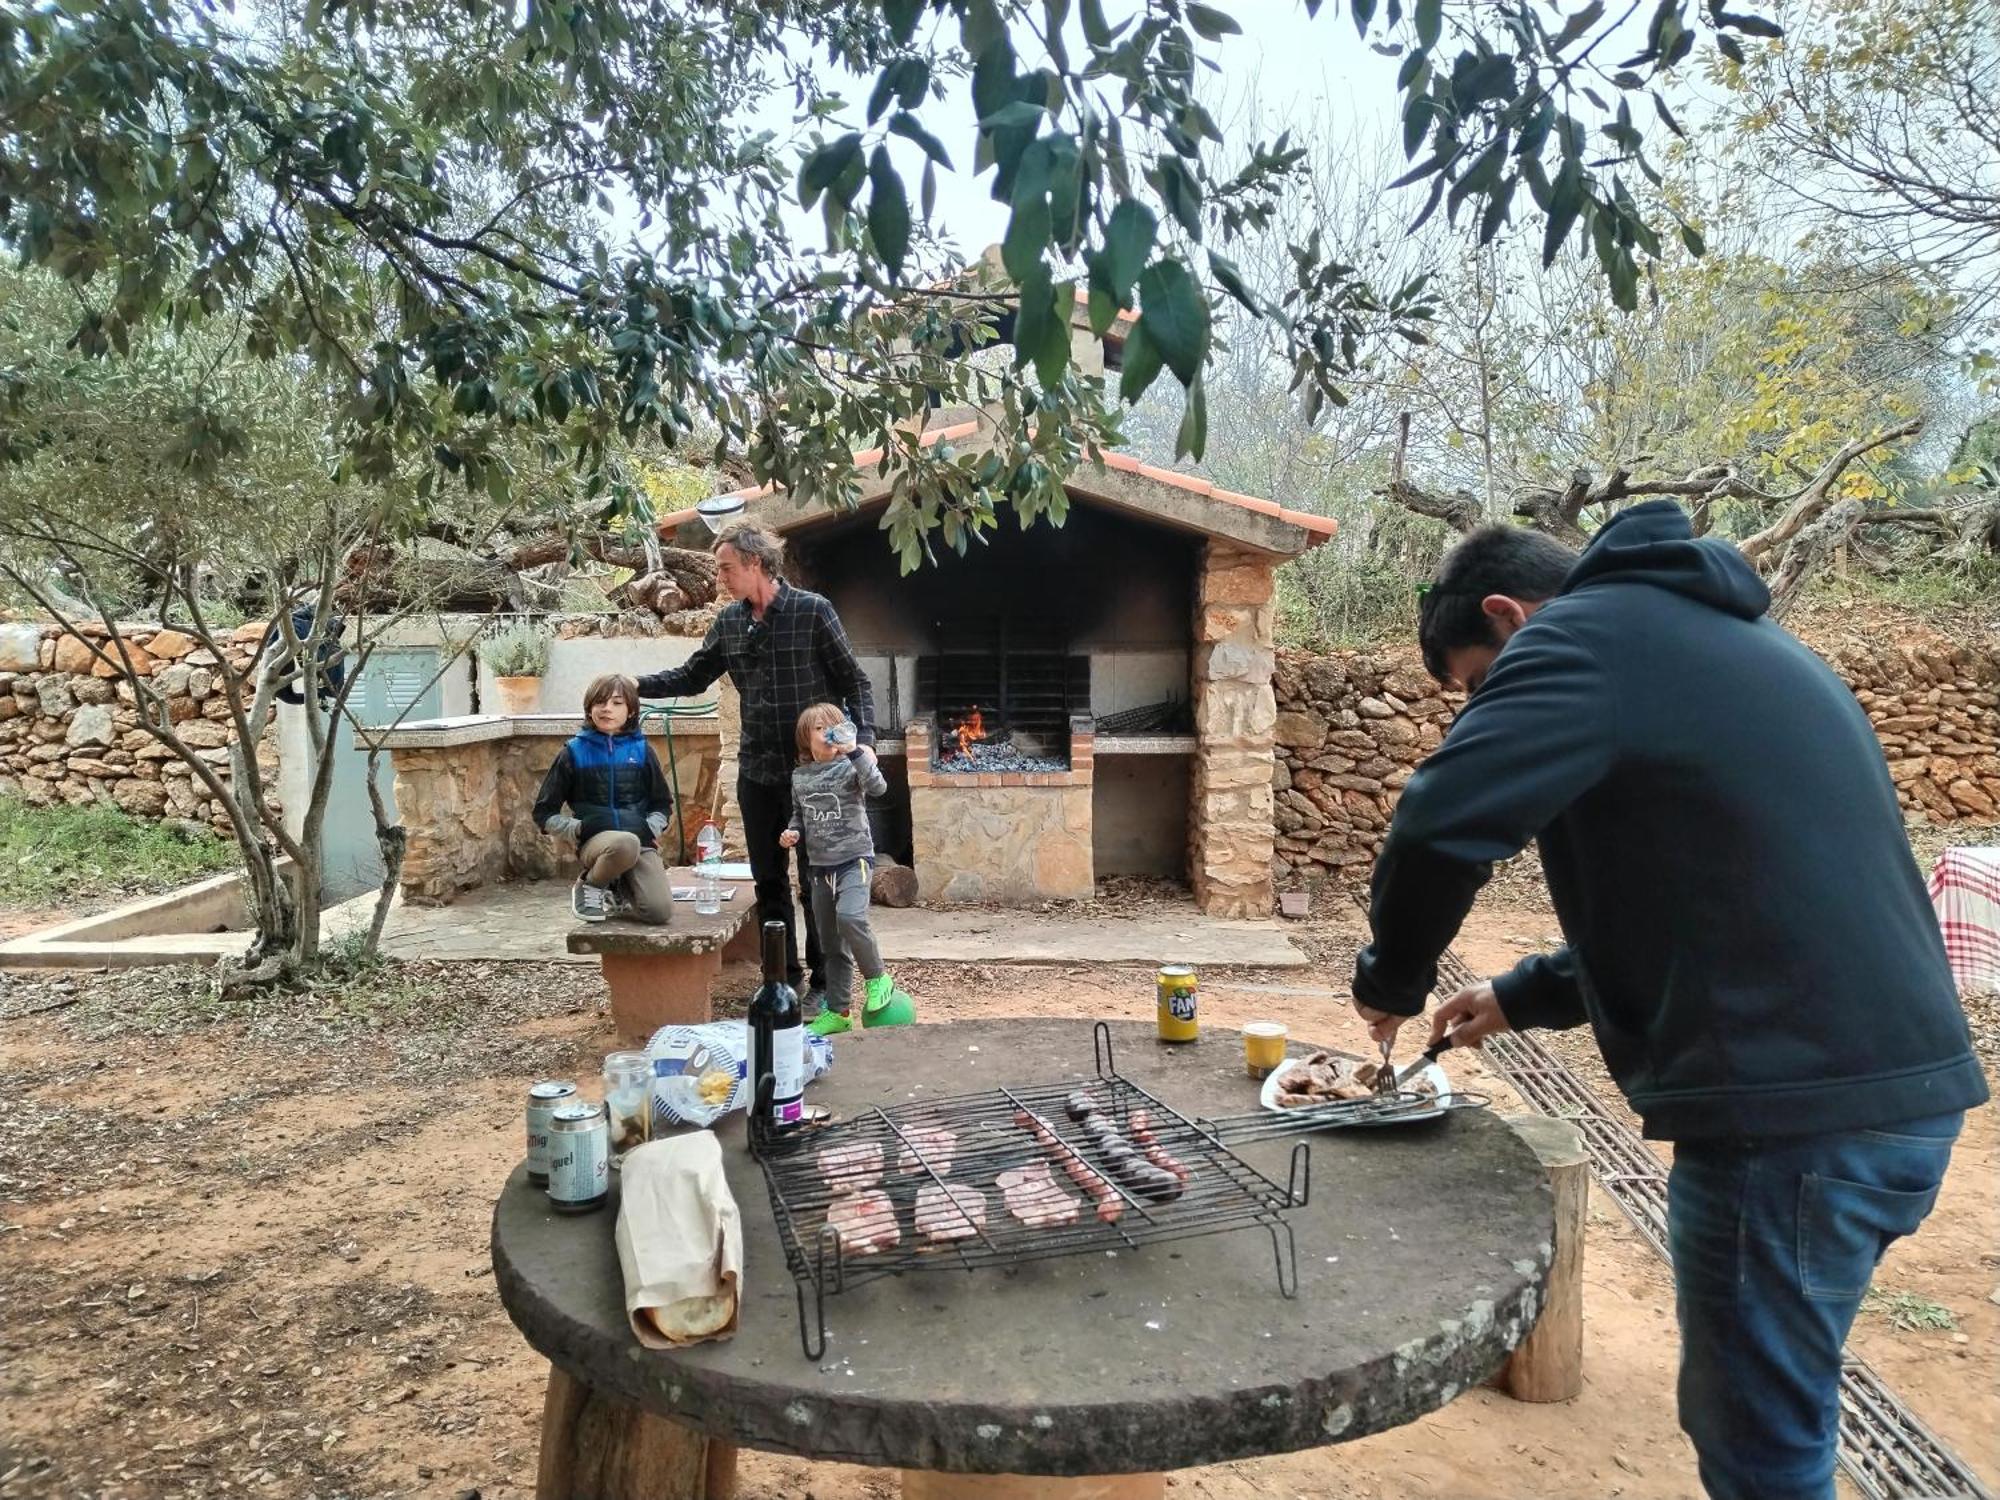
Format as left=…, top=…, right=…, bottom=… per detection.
left=794, top=702, right=845, bottom=762
left=581, top=673, right=641, bottom=730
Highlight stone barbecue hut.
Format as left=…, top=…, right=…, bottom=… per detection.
left=659, top=383, right=1334, bottom=917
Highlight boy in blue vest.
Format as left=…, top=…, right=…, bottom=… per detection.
left=533, top=674, right=675, bottom=923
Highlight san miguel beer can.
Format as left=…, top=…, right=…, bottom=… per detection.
left=547, top=1103, right=610, bottom=1214
left=1156, top=965, right=1199, bottom=1043
left=524, top=1080, right=578, bottom=1185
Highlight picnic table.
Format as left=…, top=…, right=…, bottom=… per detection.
left=491, top=1019, right=1556, bottom=1499
left=566, top=868, right=759, bottom=1043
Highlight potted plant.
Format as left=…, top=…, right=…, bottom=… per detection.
left=480, top=618, right=554, bottom=715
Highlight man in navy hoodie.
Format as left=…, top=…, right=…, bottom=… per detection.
left=1352, top=501, right=1986, bottom=1499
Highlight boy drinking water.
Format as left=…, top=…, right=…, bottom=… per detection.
left=780, top=703, right=914, bottom=1035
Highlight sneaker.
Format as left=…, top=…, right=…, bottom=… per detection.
left=572, top=879, right=609, bottom=923
left=863, top=973, right=897, bottom=1014
left=861, top=990, right=916, bottom=1028
left=808, top=1007, right=852, bottom=1037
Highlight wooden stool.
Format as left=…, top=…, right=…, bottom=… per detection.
left=537, top=1365, right=737, bottom=1499
left=1490, top=1113, right=1589, bottom=1403
left=902, top=1472, right=1165, bottom=1499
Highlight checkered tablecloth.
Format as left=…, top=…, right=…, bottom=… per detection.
left=1929, top=845, right=2000, bottom=993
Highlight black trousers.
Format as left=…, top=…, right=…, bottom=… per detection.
left=735, top=774, right=822, bottom=992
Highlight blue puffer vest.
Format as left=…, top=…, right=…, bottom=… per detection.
left=564, top=728, right=655, bottom=843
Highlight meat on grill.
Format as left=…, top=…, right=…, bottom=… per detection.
left=996, top=1162, right=1079, bottom=1228
left=818, top=1140, right=885, bottom=1191
left=915, top=1183, right=988, bottom=1243
left=1126, top=1109, right=1193, bottom=1185
left=825, top=1190, right=900, bottom=1255
left=1014, top=1107, right=1123, bottom=1223
left=1082, top=1112, right=1182, bottom=1203
left=895, top=1126, right=957, bottom=1177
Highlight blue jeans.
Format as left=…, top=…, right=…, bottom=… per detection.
left=1668, top=1112, right=1962, bottom=1500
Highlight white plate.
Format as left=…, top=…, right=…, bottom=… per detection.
left=1258, top=1055, right=1455, bottom=1127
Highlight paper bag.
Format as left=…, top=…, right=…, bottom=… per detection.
left=614, top=1133, right=743, bottom=1348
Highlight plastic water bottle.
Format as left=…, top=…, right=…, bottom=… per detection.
left=694, top=819, right=724, bottom=916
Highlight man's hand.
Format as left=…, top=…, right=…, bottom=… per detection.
left=1429, top=980, right=1512, bottom=1049
left=778, top=829, right=800, bottom=849
left=1351, top=1000, right=1408, bottom=1046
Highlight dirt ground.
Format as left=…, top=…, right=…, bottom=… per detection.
left=1, top=880, right=1995, bottom=1500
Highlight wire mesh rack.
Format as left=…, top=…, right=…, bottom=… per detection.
left=749, top=1022, right=1309, bottom=1358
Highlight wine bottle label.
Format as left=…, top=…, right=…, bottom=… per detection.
left=770, top=1025, right=805, bottom=1125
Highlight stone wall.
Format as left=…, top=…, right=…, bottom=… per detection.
left=1272, top=626, right=2000, bottom=886
left=1270, top=647, right=1455, bottom=883
left=1824, top=638, right=2000, bottom=823
left=0, top=618, right=275, bottom=829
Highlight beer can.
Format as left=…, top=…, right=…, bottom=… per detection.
left=524, top=1080, right=578, bottom=1185
left=547, top=1103, right=610, bottom=1214
left=1157, top=965, right=1199, bottom=1043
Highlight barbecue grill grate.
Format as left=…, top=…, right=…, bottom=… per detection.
left=749, top=1023, right=1308, bottom=1358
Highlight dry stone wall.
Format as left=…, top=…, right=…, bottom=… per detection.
left=1273, top=628, right=2000, bottom=886
left=0, top=618, right=276, bottom=830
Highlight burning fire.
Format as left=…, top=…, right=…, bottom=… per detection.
left=951, top=708, right=985, bottom=759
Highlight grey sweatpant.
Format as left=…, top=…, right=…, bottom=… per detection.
left=809, top=858, right=882, bottom=1012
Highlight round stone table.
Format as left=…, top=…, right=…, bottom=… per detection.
left=493, top=1019, right=1555, bottom=1499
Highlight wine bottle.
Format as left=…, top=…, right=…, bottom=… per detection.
left=748, top=920, right=804, bottom=1131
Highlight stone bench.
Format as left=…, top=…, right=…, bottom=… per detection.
left=565, top=873, right=759, bottom=1044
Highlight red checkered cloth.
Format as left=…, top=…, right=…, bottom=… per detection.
left=1929, top=845, right=2000, bottom=993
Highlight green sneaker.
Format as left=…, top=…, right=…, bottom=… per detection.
left=807, top=1007, right=853, bottom=1037
left=863, top=973, right=898, bottom=1013
left=861, top=990, right=916, bottom=1028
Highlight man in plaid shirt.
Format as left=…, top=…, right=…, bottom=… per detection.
left=636, top=522, right=876, bottom=996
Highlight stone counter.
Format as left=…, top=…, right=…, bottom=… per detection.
left=368, top=714, right=723, bottom=903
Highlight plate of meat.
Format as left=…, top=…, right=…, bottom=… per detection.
left=1258, top=1049, right=1450, bottom=1126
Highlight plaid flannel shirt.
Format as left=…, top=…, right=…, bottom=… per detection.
left=634, top=580, right=876, bottom=787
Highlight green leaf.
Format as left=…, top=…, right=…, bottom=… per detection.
left=1207, top=250, right=1260, bottom=316
left=1606, top=247, right=1638, bottom=311
left=1549, top=0, right=1604, bottom=52
left=1037, top=278, right=1075, bottom=387
left=1352, top=0, right=1377, bottom=35
left=1081, top=0, right=1113, bottom=45
left=1174, top=373, right=1208, bottom=461
left=1087, top=284, right=1120, bottom=335
left=1119, top=317, right=1165, bottom=402
left=1136, top=259, right=1209, bottom=385
left=979, top=100, right=1047, bottom=132
left=921, top=159, right=938, bottom=221
left=1541, top=163, right=1585, bottom=266
left=889, top=112, right=953, bottom=169
left=1099, top=199, right=1156, bottom=303
left=798, top=133, right=862, bottom=208
left=868, top=147, right=911, bottom=278
left=884, top=0, right=923, bottom=45
left=1013, top=260, right=1058, bottom=378
left=1679, top=221, right=1705, bottom=257
left=1415, top=0, right=1442, bottom=49
left=1003, top=140, right=1054, bottom=282
left=1185, top=5, right=1242, bottom=41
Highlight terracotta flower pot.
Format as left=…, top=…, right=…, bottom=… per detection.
left=491, top=675, right=542, bottom=715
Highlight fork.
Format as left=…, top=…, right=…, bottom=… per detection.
left=1372, top=1034, right=1397, bottom=1095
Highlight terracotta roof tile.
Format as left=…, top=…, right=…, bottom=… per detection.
left=656, top=418, right=1336, bottom=548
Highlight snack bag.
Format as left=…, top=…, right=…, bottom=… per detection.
left=647, top=1021, right=831, bottom=1130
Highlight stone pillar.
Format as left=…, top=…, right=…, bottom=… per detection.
left=1189, top=542, right=1278, bottom=918
left=392, top=742, right=506, bottom=901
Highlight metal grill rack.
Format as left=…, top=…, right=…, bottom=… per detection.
left=749, top=1023, right=1308, bottom=1358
